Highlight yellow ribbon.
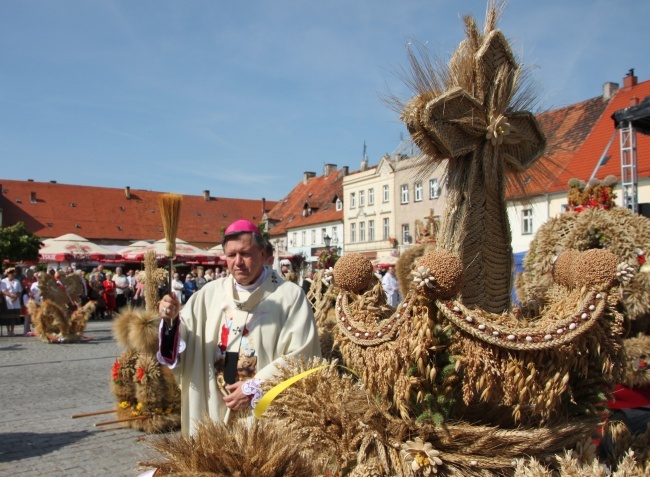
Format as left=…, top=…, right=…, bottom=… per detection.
left=254, top=364, right=359, bottom=419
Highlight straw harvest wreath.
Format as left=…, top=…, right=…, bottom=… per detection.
left=141, top=4, right=648, bottom=476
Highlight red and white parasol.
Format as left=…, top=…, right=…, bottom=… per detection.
left=39, top=233, right=122, bottom=262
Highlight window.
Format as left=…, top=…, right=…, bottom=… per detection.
left=336, top=198, right=343, bottom=211
left=383, top=185, right=389, bottom=203
left=292, top=232, right=297, bottom=247
left=429, top=178, right=440, bottom=199
left=302, top=231, right=306, bottom=246
left=332, top=226, right=338, bottom=243
left=368, top=188, right=374, bottom=205
left=401, top=185, right=409, bottom=204
left=359, top=190, right=365, bottom=207
left=415, top=182, right=423, bottom=202
left=402, top=224, right=410, bottom=244
left=359, top=221, right=366, bottom=242
left=350, top=192, right=356, bottom=209
left=311, top=229, right=316, bottom=245
left=368, top=220, right=375, bottom=242
left=321, top=228, right=326, bottom=243
left=383, top=218, right=390, bottom=240
left=522, top=208, right=533, bottom=235
left=350, top=223, right=356, bottom=243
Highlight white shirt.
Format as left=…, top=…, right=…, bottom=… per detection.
left=1, top=278, right=23, bottom=310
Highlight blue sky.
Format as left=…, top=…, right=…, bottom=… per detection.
left=1, top=1, right=648, bottom=201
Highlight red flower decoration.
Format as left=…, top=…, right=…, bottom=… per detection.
left=638, top=255, right=646, bottom=265
left=112, top=361, right=120, bottom=381
left=136, top=367, right=145, bottom=382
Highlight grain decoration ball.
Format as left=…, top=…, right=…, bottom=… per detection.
left=553, top=249, right=580, bottom=287
left=572, top=248, right=618, bottom=289
left=414, top=249, right=464, bottom=299
left=333, top=253, right=375, bottom=293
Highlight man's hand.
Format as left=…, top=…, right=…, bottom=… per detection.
left=223, top=381, right=252, bottom=410
left=159, top=293, right=180, bottom=325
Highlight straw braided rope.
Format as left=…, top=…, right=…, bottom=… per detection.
left=334, top=291, right=413, bottom=346
left=437, top=291, right=607, bottom=351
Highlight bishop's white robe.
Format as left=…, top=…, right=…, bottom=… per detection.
left=161, top=267, right=321, bottom=436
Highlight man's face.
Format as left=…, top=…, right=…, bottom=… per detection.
left=225, top=234, right=265, bottom=286
left=388, top=266, right=395, bottom=275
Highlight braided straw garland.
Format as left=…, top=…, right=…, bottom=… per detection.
left=335, top=291, right=413, bottom=346
left=437, top=291, right=607, bottom=351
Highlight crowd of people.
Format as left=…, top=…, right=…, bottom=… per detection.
left=0, top=263, right=231, bottom=336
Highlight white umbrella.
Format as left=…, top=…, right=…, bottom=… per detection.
left=122, top=238, right=216, bottom=264
left=39, top=233, right=122, bottom=262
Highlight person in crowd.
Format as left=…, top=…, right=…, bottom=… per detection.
left=381, top=265, right=401, bottom=308
left=96, top=264, right=106, bottom=282
left=21, top=269, right=37, bottom=336
left=171, top=273, right=185, bottom=304
left=195, top=267, right=207, bottom=290
left=74, top=269, right=90, bottom=305
left=89, top=272, right=106, bottom=319
left=183, top=272, right=198, bottom=303
left=1, top=268, right=23, bottom=336
left=132, top=271, right=145, bottom=308
left=125, top=269, right=136, bottom=303
left=29, top=272, right=42, bottom=305
left=264, top=242, right=275, bottom=266
left=103, top=271, right=116, bottom=319
left=204, top=268, right=215, bottom=282
left=112, top=267, right=129, bottom=310
left=157, top=219, right=321, bottom=436
left=281, top=263, right=290, bottom=278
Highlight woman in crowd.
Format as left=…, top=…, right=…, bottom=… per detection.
left=171, top=273, right=184, bottom=304
left=103, top=271, right=116, bottom=319
left=1, top=268, right=23, bottom=336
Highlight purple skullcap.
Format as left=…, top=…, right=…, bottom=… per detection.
left=224, top=219, right=261, bottom=236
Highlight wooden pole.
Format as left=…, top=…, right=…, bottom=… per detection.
left=94, top=415, right=150, bottom=427
left=99, top=425, right=130, bottom=432
left=72, top=409, right=116, bottom=419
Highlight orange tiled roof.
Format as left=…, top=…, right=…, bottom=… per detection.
left=0, top=180, right=276, bottom=248
left=267, top=170, right=345, bottom=236
left=551, top=79, right=650, bottom=193
left=509, top=78, right=650, bottom=198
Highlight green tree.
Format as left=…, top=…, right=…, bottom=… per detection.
left=257, top=221, right=271, bottom=242
left=0, top=222, right=42, bottom=268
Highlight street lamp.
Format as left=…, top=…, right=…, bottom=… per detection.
left=324, top=234, right=332, bottom=248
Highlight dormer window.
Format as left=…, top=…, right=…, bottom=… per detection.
left=336, top=198, right=343, bottom=211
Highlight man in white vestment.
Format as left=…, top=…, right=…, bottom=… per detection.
left=157, top=219, right=322, bottom=436
left=381, top=265, right=401, bottom=308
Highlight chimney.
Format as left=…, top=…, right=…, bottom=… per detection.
left=337, top=166, right=349, bottom=179
left=623, top=69, right=638, bottom=88
left=124, top=186, right=131, bottom=199
left=203, top=190, right=210, bottom=201
left=603, top=82, right=619, bottom=100
left=262, top=197, right=266, bottom=213
left=303, top=171, right=316, bottom=184
left=323, top=163, right=337, bottom=177
left=50, top=180, right=57, bottom=184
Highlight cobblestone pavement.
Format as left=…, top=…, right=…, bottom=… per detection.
left=0, top=320, right=164, bottom=477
